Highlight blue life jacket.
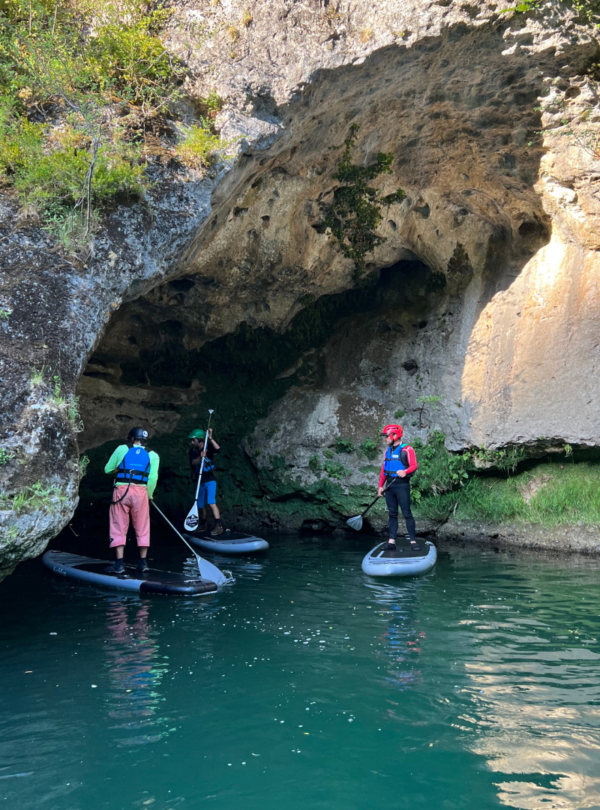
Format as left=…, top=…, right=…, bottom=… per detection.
left=383, top=443, right=408, bottom=477
left=191, top=450, right=215, bottom=479
left=202, top=455, right=215, bottom=473
left=115, top=446, right=151, bottom=486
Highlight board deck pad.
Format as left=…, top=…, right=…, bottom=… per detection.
left=373, top=539, right=431, bottom=559
left=192, top=531, right=259, bottom=543
left=184, top=530, right=269, bottom=554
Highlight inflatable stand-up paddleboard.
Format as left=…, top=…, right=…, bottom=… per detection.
left=362, top=538, right=437, bottom=577
left=184, top=529, right=269, bottom=555
left=43, top=550, right=218, bottom=596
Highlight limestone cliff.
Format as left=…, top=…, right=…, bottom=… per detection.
left=1, top=0, right=600, bottom=576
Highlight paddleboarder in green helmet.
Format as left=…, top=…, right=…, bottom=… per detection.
left=188, top=428, right=224, bottom=535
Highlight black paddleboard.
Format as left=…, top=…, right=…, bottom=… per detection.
left=43, top=550, right=218, bottom=596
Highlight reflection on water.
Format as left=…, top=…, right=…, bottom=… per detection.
left=455, top=561, right=600, bottom=810
left=367, top=581, right=425, bottom=691
left=103, top=599, right=168, bottom=746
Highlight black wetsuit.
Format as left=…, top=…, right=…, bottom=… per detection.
left=381, top=443, right=417, bottom=541
left=385, top=481, right=416, bottom=541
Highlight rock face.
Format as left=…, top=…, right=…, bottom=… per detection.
left=1, top=0, right=600, bottom=574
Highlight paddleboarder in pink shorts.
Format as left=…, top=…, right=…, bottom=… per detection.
left=104, top=427, right=160, bottom=574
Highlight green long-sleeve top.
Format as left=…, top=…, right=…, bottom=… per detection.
left=104, top=445, right=160, bottom=498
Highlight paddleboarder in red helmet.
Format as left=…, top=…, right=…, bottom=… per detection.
left=378, top=424, right=419, bottom=552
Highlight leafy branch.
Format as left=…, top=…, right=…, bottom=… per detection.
left=322, top=124, right=405, bottom=276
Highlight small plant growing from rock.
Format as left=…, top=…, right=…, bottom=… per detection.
left=51, top=375, right=65, bottom=406
left=176, top=121, right=224, bottom=169
left=30, top=366, right=44, bottom=386
left=309, top=454, right=322, bottom=474
left=79, top=454, right=90, bottom=478
left=417, top=394, right=443, bottom=428
left=3, top=482, right=68, bottom=514
left=0, top=448, right=14, bottom=466
left=68, top=396, right=83, bottom=432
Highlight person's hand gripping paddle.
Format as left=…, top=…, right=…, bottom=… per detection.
left=184, top=409, right=214, bottom=532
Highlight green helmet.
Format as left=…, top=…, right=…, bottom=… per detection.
left=188, top=429, right=205, bottom=439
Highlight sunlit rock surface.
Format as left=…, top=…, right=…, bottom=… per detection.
left=1, top=0, right=600, bottom=575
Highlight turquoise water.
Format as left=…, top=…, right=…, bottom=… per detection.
left=1, top=533, right=600, bottom=810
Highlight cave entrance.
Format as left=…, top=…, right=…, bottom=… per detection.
left=75, top=257, right=440, bottom=523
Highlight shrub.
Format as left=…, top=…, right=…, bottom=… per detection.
left=0, top=0, right=179, bottom=230
left=12, top=136, right=146, bottom=217
left=322, top=459, right=348, bottom=479
left=411, top=431, right=471, bottom=502
left=86, top=22, right=178, bottom=105
left=334, top=436, right=354, bottom=454
left=357, top=436, right=379, bottom=460
left=0, top=104, right=44, bottom=181
left=472, top=444, right=527, bottom=474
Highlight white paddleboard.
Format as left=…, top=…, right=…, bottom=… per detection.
left=184, top=529, right=269, bottom=555
left=362, top=539, right=437, bottom=577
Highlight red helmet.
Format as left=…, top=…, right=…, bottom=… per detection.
left=382, top=423, right=403, bottom=441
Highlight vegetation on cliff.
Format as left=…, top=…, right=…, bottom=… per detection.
left=322, top=124, right=405, bottom=277
left=0, top=0, right=223, bottom=246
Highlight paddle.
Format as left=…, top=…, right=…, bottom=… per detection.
left=151, top=501, right=230, bottom=586
left=184, top=409, right=214, bottom=532
left=347, top=480, right=391, bottom=531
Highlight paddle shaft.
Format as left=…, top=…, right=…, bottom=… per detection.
left=361, top=479, right=393, bottom=518
left=152, top=501, right=205, bottom=567
left=191, top=410, right=214, bottom=504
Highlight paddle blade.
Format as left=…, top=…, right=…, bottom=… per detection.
left=184, top=503, right=199, bottom=532
left=347, top=515, right=363, bottom=532
left=195, top=554, right=230, bottom=587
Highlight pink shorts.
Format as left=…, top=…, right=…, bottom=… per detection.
left=109, top=485, right=150, bottom=548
